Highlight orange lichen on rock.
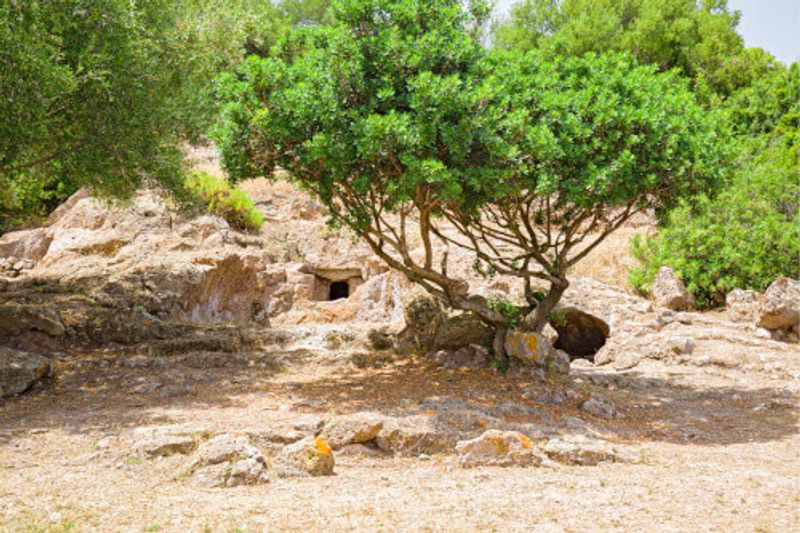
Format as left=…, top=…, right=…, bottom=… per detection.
left=315, top=437, right=333, bottom=456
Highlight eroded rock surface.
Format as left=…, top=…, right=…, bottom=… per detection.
left=0, top=347, right=50, bottom=398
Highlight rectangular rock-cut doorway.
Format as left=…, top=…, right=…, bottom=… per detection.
left=311, top=268, right=364, bottom=301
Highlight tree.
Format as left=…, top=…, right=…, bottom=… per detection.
left=630, top=63, right=799, bottom=306
left=0, top=0, right=194, bottom=230
left=493, top=0, right=780, bottom=96
left=215, top=0, right=728, bottom=348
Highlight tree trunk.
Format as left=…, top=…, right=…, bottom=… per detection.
left=520, top=279, right=568, bottom=333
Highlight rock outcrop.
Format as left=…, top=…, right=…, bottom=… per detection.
left=758, top=278, right=800, bottom=331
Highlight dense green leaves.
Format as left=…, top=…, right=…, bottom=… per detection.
left=630, top=64, right=800, bottom=307
left=494, top=0, right=780, bottom=96
left=215, top=0, right=727, bottom=327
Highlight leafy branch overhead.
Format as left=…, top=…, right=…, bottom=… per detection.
left=215, top=0, right=729, bottom=333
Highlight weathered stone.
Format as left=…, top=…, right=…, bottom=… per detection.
left=504, top=330, right=569, bottom=374
left=540, top=435, right=630, bottom=465
left=273, top=436, right=335, bottom=477
left=455, top=430, right=542, bottom=468
left=136, top=434, right=198, bottom=457
left=320, top=412, right=384, bottom=449
left=0, top=304, right=65, bottom=338
left=0, top=347, right=50, bottom=398
left=226, top=456, right=270, bottom=487
left=432, top=313, right=494, bottom=351
left=758, top=278, right=800, bottom=330
left=0, top=227, right=52, bottom=262
left=189, top=463, right=230, bottom=488
left=187, top=434, right=262, bottom=471
left=726, top=289, right=761, bottom=323
left=651, top=266, right=694, bottom=310
left=375, top=415, right=453, bottom=456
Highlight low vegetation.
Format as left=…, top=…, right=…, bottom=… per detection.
left=185, top=172, right=264, bottom=231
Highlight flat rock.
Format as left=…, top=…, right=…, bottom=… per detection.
left=540, top=435, right=631, bottom=466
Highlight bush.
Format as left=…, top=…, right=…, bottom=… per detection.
left=630, top=138, right=799, bottom=309
left=185, top=172, right=264, bottom=231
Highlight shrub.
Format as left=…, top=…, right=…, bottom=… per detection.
left=630, top=138, right=799, bottom=308
left=185, top=172, right=264, bottom=231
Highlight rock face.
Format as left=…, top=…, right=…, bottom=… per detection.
left=504, top=331, right=569, bottom=374
left=726, top=289, right=761, bottom=323
left=273, top=436, right=335, bottom=477
left=455, top=430, right=542, bottom=468
left=758, top=278, right=800, bottom=330
left=0, top=347, right=50, bottom=398
left=651, top=267, right=694, bottom=311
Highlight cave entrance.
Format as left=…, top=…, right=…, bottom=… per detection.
left=308, top=267, right=364, bottom=302
left=329, top=281, right=350, bottom=301
left=550, top=307, right=610, bottom=361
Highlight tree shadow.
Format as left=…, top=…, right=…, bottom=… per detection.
left=0, top=349, right=797, bottom=449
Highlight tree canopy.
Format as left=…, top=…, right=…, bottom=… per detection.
left=493, top=0, right=782, bottom=96
left=215, top=0, right=728, bottom=335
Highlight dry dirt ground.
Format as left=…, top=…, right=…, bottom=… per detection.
left=1, top=339, right=798, bottom=532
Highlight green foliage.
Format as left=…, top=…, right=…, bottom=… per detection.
left=214, top=0, right=727, bottom=327
left=185, top=172, right=264, bottom=231
left=488, top=297, right=524, bottom=328
left=494, top=0, right=780, bottom=96
left=0, top=0, right=191, bottom=232
left=631, top=63, right=799, bottom=308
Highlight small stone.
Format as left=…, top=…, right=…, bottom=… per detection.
left=226, top=457, right=270, bottom=487
left=137, top=434, right=198, bottom=458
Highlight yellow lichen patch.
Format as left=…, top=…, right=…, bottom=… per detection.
left=424, top=410, right=436, bottom=417
left=518, top=434, right=533, bottom=450
left=488, top=435, right=510, bottom=454
left=315, top=437, right=333, bottom=456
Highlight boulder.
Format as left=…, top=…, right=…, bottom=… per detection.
left=431, top=313, right=494, bottom=351
left=726, top=289, right=761, bottom=323
left=651, top=267, right=694, bottom=311
left=185, top=434, right=269, bottom=488
left=375, top=415, right=454, bottom=456
left=319, top=412, right=384, bottom=449
left=455, top=430, right=542, bottom=468
left=273, top=436, right=335, bottom=477
left=758, top=278, right=800, bottom=330
left=134, top=432, right=198, bottom=458
left=504, top=331, right=569, bottom=374
left=0, top=347, right=50, bottom=398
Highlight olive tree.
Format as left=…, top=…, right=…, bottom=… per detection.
left=215, top=0, right=727, bottom=347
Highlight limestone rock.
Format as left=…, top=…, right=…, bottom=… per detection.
left=431, top=312, right=494, bottom=351
left=581, top=396, right=617, bottom=419
left=504, top=330, right=569, bottom=374
left=726, top=289, right=761, bottom=323
left=549, top=307, right=609, bottom=361
left=540, top=435, right=631, bottom=465
left=319, top=412, right=384, bottom=449
left=455, top=430, right=542, bottom=468
left=185, top=434, right=269, bottom=487
left=758, top=278, right=800, bottom=330
left=273, top=436, right=335, bottom=477
left=0, top=227, right=52, bottom=262
left=375, top=415, right=453, bottom=456
left=136, top=434, right=198, bottom=458
left=651, top=267, right=694, bottom=310
left=0, top=347, right=50, bottom=398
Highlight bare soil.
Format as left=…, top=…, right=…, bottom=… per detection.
left=1, top=341, right=797, bottom=532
